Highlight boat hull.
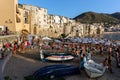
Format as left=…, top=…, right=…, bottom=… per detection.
left=45, top=55, right=74, bottom=61
left=85, top=67, right=103, bottom=78
left=33, top=64, right=80, bottom=79
left=84, top=60, right=106, bottom=78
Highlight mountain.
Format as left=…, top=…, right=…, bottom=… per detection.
left=74, top=12, right=120, bottom=24
left=111, top=12, right=120, bottom=20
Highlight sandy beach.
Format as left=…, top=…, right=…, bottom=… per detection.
left=3, top=49, right=120, bottom=80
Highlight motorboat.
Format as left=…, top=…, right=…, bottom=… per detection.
left=45, top=53, right=74, bottom=61
left=32, top=64, right=80, bottom=79
left=45, top=55, right=74, bottom=61
left=84, top=60, right=107, bottom=78
left=118, top=58, right=120, bottom=68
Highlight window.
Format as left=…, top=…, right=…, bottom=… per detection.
left=55, top=30, right=57, bottom=33
left=44, top=9, right=46, bottom=12
left=24, top=11, right=29, bottom=23
left=16, top=15, right=21, bottom=23
left=24, top=17, right=28, bottom=23
left=36, top=8, right=38, bottom=12
left=24, top=11, right=28, bottom=17
left=44, top=15, right=46, bottom=18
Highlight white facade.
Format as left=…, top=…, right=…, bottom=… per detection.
left=38, top=8, right=48, bottom=28
left=22, top=4, right=48, bottom=28
left=54, top=15, right=60, bottom=24
left=20, top=4, right=104, bottom=37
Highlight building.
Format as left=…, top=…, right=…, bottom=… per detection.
left=22, top=4, right=48, bottom=34
left=0, top=0, right=104, bottom=38
left=0, top=0, right=18, bottom=33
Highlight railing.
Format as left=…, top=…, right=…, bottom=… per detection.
left=0, top=35, right=19, bottom=46
left=0, top=35, right=18, bottom=39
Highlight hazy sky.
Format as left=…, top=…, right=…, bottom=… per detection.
left=19, top=0, right=120, bottom=18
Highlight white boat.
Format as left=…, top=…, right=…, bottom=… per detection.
left=84, top=60, right=107, bottom=78
left=45, top=55, right=74, bottom=61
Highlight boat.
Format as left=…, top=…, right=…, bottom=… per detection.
left=32, top=64, right=80, bottom=79
left=84, top=60, right=107, bottom=78
left=45, top=55, right=74, bottom=61
left=118, top=58, right=120, bottom=68
left=118, top=63, right=120, bottom=68
left=45, top=53, right=74, bottom=61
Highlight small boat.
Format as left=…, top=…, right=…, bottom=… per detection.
left=84, top=60, right=107, bottom=78
left=118, top=58, right=120, bottom=68
left=45, top=53, right=74, bottom=61
left=32, top=64, right=80, bottom=79
left=118, top=63, right=120, bottom=68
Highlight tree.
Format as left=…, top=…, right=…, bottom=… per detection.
left=61, top=33, right=66, bottom=39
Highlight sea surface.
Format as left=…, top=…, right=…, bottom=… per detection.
left=103, top=32, right=120, bottom=41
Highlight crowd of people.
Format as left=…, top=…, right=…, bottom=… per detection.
left=0, top=35, right=120, bottom=74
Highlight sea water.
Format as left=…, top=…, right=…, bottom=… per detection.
left=103, top=32, right=120, bottom=41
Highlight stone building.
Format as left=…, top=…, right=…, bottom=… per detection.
left=47, top=14, right=73, bottom=37
left=0, top=0, right=104, bottom=38
left=22, top=4, right=48, bottom=35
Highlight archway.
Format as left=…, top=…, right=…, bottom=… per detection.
left=21, top=29, right=29, bottom=40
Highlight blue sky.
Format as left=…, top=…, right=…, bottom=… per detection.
left=19, top=0, right=120, bottom=18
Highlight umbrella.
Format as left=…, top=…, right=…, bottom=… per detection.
left=54, top=40, right=62, bottom=43
left=42, top=37, right=52, bottom=41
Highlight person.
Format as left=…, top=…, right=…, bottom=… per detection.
left=75, top=49, right=79, bottom=57
left=40, top=49, right=45, bottom=62
left=115, top=49, right=119, bottom=67
left=38, top=41, right=42, bottom=49
left=103, top=58, right=108, bottom=67
left=108, top=50, right=113, bottom=73
left=26, top=40, right=31, bottom=50
left=1, top=45, right=5, bottom=59
left=13, top=43, right=17, bottom=55
left=80, top=54, right=87, bottom=69
left=79, top=49, right=83, bottom=59
left=21, top=41, right=25, bottom=53
left=100, top=46, right=103, bottom=56
left=86, top=50, right=91, bottom=60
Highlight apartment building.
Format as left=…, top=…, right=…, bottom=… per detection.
left=0, top=0, right=18, bottom=32
left=22, top=4, right=48, bottom=34
left=0, top=0, right=104, bottom=38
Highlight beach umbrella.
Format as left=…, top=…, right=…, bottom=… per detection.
left=82, top=38, right=88, bottom=43
left=78, top=38, right=82, bottom=43
left=87, top=38, right=92, bottom=43
left=54, top=40, right=62, bottom=43
left=72, top=38, right=78, bottom=42
left=105, top=40, right=111, bottom=45
left=99, top=39, right=105, bottom=44
left=92, top=38, right=99, bottom=44
left=42, top=37, right=52, bottom=41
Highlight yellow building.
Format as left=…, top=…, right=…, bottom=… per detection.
left=0, top=0, right=18, bottom=32
left=0, top=0, right=30, bottom=34
left=16, top=5, right=30, bottom=34
left=0, top=0, right=104, bottom=38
